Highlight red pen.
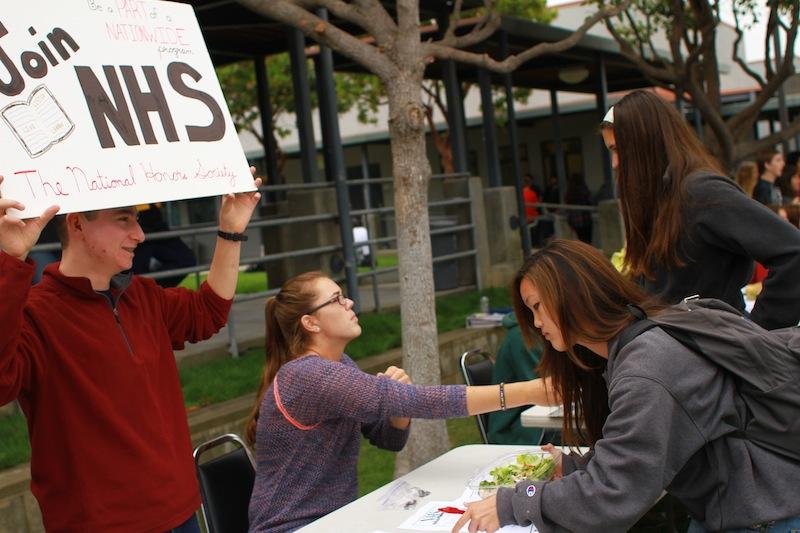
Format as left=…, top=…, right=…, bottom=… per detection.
left=438, top=506, right=466, bottom=514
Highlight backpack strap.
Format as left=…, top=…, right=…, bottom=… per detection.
left=615, top=304, right=658, bottom=353
left=617, top=319, right=659, bottom=352
left=617, top=304, right=703, bottom=356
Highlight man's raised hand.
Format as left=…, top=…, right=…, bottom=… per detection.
left=218, top=168, right=262, bottom=233
left=0, top=176, right=59, bottom=260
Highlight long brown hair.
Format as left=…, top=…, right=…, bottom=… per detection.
left=734, top=161, right=758, bottom=198
left=607, top=90, right=723, bottom=280
left=512, top=239, right=666, bottom=445
left=245, top=271, right=324, bottom=445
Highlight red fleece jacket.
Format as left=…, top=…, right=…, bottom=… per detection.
left=0, top=252, right=232, bottom=532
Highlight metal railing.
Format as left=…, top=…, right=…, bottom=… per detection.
left=30, top=172, right=482, bottom=356
left=522, top=201, right=601, bottom=247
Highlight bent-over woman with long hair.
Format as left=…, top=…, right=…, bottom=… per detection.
left=246, top=272, right=554, bottom=533
left=600, top=90, right=800, bottom=330
left=453, top=240, right=800, bottom=533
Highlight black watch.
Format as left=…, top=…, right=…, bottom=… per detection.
left=217, top=230, right=248, bottom=242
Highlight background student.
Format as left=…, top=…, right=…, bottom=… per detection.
left=600, top=90, right=800, bottom=330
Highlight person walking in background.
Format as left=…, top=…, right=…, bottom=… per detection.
left=599, top=90, right=800, bottom=330
left=522, top=173, right=541, bottom=246
left=246, top=272, right=556, bottom=533
left=754, top=149, right=785, bottom=206
left=733, top=161, right=758, bottom=198
left=0, top=173, right=262, bottom=532
left=534, top=175, right=560, bottom=244
left=133, top=202, right=197, bottom=288
left=564, top=173, right=594, bottom=244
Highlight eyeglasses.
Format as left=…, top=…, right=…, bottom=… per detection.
left=306, top=292, right=348, bottom=315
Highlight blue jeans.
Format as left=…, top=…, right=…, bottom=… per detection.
left=688, top=515, right=800, bottom=533
left=166, top=514, right=200, bottom=533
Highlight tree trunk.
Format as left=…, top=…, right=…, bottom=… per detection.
left=387, top=73, right=450, bottom=477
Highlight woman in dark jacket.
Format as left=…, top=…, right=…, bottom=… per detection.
left=599, top=90, right=800, bottom=330
left=454, top=240, right=800, bottom=533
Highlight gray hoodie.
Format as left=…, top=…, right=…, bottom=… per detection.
left=496, top=328, right=800, bottom=532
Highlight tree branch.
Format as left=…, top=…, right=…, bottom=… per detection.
left=441, top=0, right=465, bottom=43
left=397, top=0, right=419, bottom=37
left=736, top=114, right=800, bottom=161
left=622, top=9, right=648, bottom=59
left=731, top=5, right=766, bottom=86
left=424, top=0, right=631, bottom=74
left=299, top=0, right=388, bottom=45
left=237, top=0, right=398, bottom=80
left=668, top=0, right=686, bottom=71
left=437, top=2, right=503, bottom=50
left=778, top=1, right=800, bottom=78
left=351, top=0, right=398, bottom=45
left=764, top=0, right=779, bottom=79
left=605, top=15, right=677, bottom=83
left=728, top=1, right=798, bottom=134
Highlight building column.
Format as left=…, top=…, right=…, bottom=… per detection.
left=501, top=31, right=531, bottom=256
left=442, top=60, right=469, bottom=173
left=478, top=68, right=501, bottom=187
left=596, top=53, right=614, bottom=196
left=288, top=28, right=320, bottom=183
left=312, top=8, right=360, bottom=308
left=254, top=56, right=279, bottom=186
left=550, top=89, right=567, bottom=203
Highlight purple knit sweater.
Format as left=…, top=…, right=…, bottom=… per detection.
left=247, top=354, right=468, bottom=532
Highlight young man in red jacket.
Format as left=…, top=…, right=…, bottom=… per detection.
left=0, top=173, right=261, bottom=532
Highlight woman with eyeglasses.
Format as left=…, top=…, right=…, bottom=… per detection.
left=245, top=272, right=555, bottom=533
left=600, top=90, right=800, bottom=330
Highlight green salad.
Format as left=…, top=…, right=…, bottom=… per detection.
left=478, top=452, right=556, bottom=489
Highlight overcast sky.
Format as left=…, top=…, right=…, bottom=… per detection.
left=546, top=0, right=793, bottom=62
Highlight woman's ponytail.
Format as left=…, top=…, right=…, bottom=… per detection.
left=244, top=272, right=323, bottom=446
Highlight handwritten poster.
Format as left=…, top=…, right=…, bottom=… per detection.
left=0, top=0, right=255, bottom=218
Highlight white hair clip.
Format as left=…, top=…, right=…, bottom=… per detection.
left=602, top=106, right=614, bottom=124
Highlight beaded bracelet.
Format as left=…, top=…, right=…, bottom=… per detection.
left=499, top=382, right=506, bottom=411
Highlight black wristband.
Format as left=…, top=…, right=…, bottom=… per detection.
left=217, top=230, right=248, bottom=242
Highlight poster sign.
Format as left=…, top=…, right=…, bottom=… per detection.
left=0, top=0, right=255, bottom=218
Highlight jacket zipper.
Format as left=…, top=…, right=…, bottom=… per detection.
left=112, top=306, right=135, bottom=356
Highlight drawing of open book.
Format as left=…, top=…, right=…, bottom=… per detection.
left=2, top=85, right=74, bottom=158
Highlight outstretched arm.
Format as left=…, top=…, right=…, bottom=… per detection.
left=467, top=377, right=558, bottom=416
left=206, top=170, right=262, bottom=299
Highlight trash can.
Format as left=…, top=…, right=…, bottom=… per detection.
left=430, top=216, right=459, bottom=291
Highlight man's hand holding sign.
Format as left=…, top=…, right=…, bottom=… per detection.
left=0, top=176, right=59, bottom=260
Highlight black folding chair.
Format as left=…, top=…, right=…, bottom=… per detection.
left=459, top=349, right=495, bottom=444
left=193, top=433, right=256, bottom=533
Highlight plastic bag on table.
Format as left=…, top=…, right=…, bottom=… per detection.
left=377, top=480, right=431, bottom=510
